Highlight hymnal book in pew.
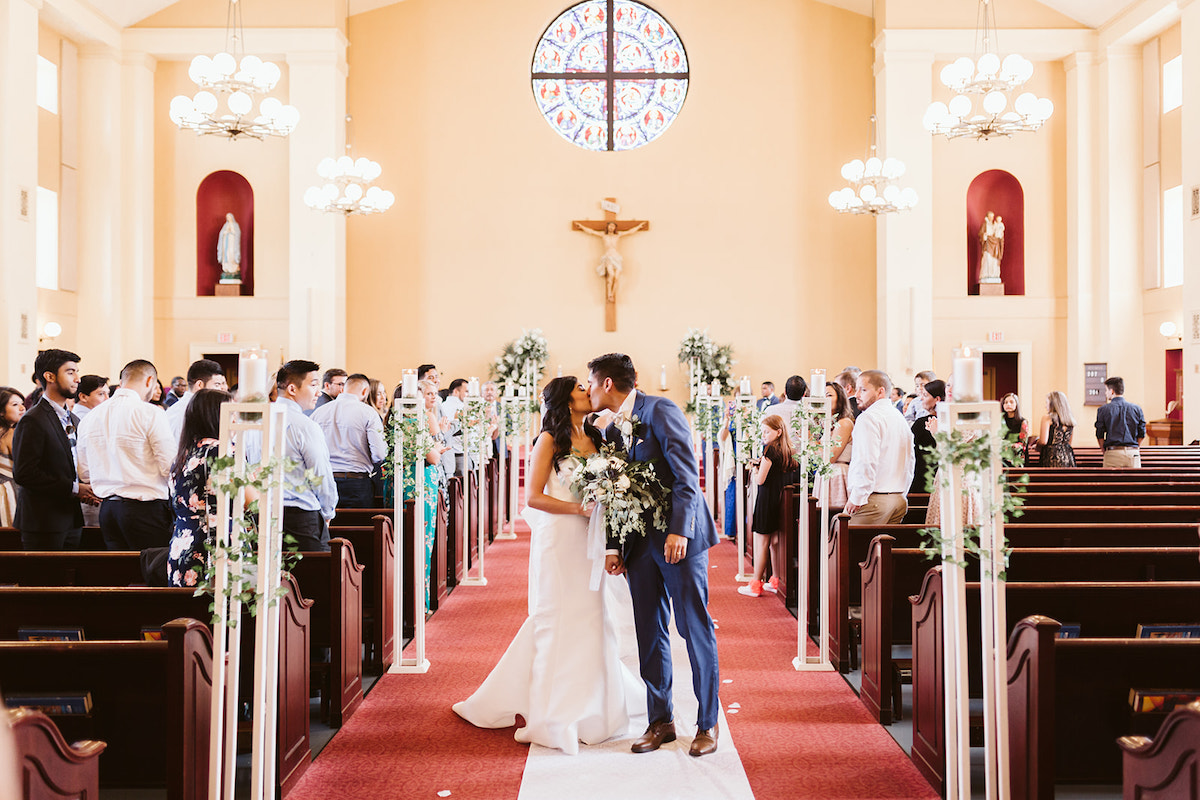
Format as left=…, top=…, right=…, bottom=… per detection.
left=1056, top=624, right=1081, bottom=639
left=17, top=626, right=84, bottom=642
left=140, top=627, right=163, bottom=641
left=1128, top=689, right=1200, bottom=713
left=3, top=692, right=93, bottom=715
left=1136, top=624, right=1200, bottom=639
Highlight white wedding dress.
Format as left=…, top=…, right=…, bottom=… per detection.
left=453, top=460, right=645, bottom=754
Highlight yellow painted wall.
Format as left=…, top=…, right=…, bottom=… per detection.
left=152, top=59, right=292, bottom=380
left=37, top=24, right=77, bottom=351
left=879, top=0, right=1084, bottom=31
left=345, top=0, right=878, bottom=394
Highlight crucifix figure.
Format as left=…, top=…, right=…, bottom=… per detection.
left=572, top=197, right=649, bottom=331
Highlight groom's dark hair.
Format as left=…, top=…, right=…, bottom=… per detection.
left=587, top=353, right=636, bottom=392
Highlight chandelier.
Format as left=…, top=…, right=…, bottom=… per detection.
left=169, top=0, right=299, bottom=139
left=923, top=0, right=1053, bottom=140
left=829, top=115, right=918, bottom=215
left=303, top=117, right=395, bottom=216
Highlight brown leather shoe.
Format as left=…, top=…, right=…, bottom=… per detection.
left=631, top=720, right=676, bottom=753
left=689, top=722, right=718, bottom=757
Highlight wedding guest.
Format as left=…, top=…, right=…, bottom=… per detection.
left=312, top=373, right=386, bottom=509
left=717, top=401, right=738, bottom=539
left=0, top=387, right=26, bottom=528
left=166, top=388, right=234, bottom=587
left=1001, top=392, right=1031, bottom=464
left=1038, top=391, right=1077, bottom=467
left=368, top=378, right=389, bottom=420
left=165, top=359, right=228, bottom=442
left=813, top=381, right=854, bottom=513
left=909, top=379, right=945, bottom=495
left=73, top=375, right=109, bottom=422
left=836, top=370, right=860, bottom=418
left=483, top=381, right=502, bottom=458
left=441, top=378, right=469, bottom=476
left=14, top=349, right=95, bottom=550
left=149, top=379, right=166, bottom=407
left=845, top=370, right=913, bottom=525
left=891, top=386, right=905, bottom=412
left=738, top=415, right=798, bottom=597
left=164, top=375, right=188, bottom=408
left=764, top=375, right=807, bottom=428
left=1095, top=377, right=1145, bottom=468
left=76, top=359, right=176, bottom=550
left=271, top=360, right=339, bottom=551
left=307, top=367, right=348, bottom=416
left=904, top=370, right=937, bottom=423
left=756, top=382, right=779, bottom=411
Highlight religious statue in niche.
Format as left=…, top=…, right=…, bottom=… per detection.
left=217, top=212, right=242, bottom=285
left=978, top=210, right=1005, bottom=284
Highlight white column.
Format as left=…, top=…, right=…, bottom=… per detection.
left=1182, top=0, right=1200, bottom=442
left=0, top=0, right=41, bottom=385
left=875, top=42, right=935, bottom=381
left=76, top=43, right=124, bottom=378
left=1097, top=46, right=1146, bottom=398
left=286, top=51, right=346, bottom=369
left=120, top=51, right=156, bottom=363
left=1064, top=52, right=1097, bottom=409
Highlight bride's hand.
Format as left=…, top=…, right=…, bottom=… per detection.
left=577, top=500, right=593, bottom=517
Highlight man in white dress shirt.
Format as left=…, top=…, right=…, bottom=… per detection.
left=311, top=373, right=386, bottom=509
left=844, top=369, right=914, bottom=525
left=165, top=359, right=227, bottom=442
left=76, top=359, right=176, bottom=550
left=441, top=378, right=469, bottom=477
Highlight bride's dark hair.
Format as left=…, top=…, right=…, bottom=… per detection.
left=541, top=376, right=581, bottom=464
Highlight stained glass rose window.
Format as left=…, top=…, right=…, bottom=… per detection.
left=532, top=1, right=689, bottom=152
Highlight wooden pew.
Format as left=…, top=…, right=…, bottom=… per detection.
left=0, top=577, right=312, bottom=795
left=858, top=536, right=1200, bottom=723
left=328, top=515, right=395, bottom=671
left=0, top=617, right=210, bottom=797
left=8, top=707, right=106, bottom=800
left=909, top=570, right=1200, bottom=794
left=1013, top=505, right=1200, bottom=524
left=1118, top=700, right=1200, bottom=800
left=1008, top=616, right=1200, bottom=799
left=1018, top=492, right=1200, bottom=506
left=331, top=507, right=393, bottom=527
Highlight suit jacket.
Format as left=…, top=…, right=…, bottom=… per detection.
left=603, top=391, right=719, bottom=555
left=12, top=400, right=83, bottom=532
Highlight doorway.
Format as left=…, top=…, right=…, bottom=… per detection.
left=982, top=352, right=1018, bottom=402
left=1166, top=348, right=1182, bottom=421
left=203, top=352, right=240, bottom=390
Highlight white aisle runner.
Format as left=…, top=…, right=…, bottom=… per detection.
left=517, top=578, right=755, bottom=800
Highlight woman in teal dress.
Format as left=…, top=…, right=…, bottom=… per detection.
left=384, top=380, right=449, bottom=609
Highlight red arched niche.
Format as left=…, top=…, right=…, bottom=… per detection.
left=966, top=170, right=1024, bottom=296
left=196, top=171, right=254, bottom=296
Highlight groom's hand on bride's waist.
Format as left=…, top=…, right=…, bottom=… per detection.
left=664, top=533, right=687, bottom=564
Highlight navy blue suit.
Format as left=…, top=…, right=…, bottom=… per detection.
left=612, top=392, right=720, bottom=730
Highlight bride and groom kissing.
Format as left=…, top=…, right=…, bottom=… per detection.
left=453, top=353, right=721, bottom=757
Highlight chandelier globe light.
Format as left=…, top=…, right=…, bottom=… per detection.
left=829, top=115, right=918, bottom=215
left=923, top=0, right=1052, bottom=140
left=304, top=117, right=396, bottom=216
left=169, top=0, right=299, bottom=139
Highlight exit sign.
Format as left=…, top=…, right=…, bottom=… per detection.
left=216, top=332, right=234, bottom=344
left=988, top=331, right=1004, bottom=342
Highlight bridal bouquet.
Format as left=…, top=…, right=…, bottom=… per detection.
left=570, top=443, right=669, bottom=547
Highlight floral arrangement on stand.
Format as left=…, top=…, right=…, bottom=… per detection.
left=917, top=427, right=1029, bottom=578
left=732, top=402, right=765, bottom=463
left=677, top=328, right=735, bottom=411
left=570, top=440, right=668, bottom=547
left=490, top=329, right=549, bottom=410
left=790, top=406, right=836, bottom=480
left=460, top=398, right=492, bottom=461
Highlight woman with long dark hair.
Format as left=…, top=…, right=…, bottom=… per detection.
left=454, top=376, right=643, bottom=754
left=166, top=389, right=232, bottom=587
left=814, top=381, right=855, bottom=514
left=0, top=387, right=26, bottom=528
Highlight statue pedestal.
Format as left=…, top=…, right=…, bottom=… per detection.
left=979, top=282, right=1004, bottom=296
left=215, top=283, right=241, bottom=297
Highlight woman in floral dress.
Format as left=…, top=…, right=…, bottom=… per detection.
left=167, top=389, right=232, bottom=588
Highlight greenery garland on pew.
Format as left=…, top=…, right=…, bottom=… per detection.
left=789, top=406, right=837, bottom=479
left=381, top=412, right=437, bottom=494
left=693, top=398, right=721, bottom=443
left=732, top=403, right=765, bottom=463
left=916, top=427, right=1029, bottom=579
left=460, top=398, right=492, bottom=459
left=197, top=454, right=317, bottom=625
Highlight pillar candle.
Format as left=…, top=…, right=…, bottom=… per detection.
left=810, top=369, right=826, bottom=394
left=467, top=377, right=480, bottom=397
left=739, top=376, right=751, bottom=396
left=711, top=379, right=721, bottom=397
left=557, top=364, right=563, bottom=377
left=952, top=346, right=983, bottom=402
left=660, top=364, right=668, bottom=390
left=402, top=369, right=419, bottom=398
left=504, top=380, right=516, bottom=397
left=238, top=348, right=268, bottom=400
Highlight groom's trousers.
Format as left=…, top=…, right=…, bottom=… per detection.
left=624, top=535, right=721, bottom=731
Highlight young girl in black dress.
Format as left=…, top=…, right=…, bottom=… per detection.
left=738, top=414, right=798, bottom=597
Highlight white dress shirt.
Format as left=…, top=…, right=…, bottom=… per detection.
left=311, top=393, right=387, bottom=473
left=76, top=388, right=175, bottom=501
left=845, top=397, right=914, bottom=507
left=763, top=398, right=801, bottom=429
left=164, top=389, right=193, bottom=442
left=441, top=395, right=465, bottom=455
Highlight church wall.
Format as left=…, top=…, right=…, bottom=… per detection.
left=151, top=59, right=292, bottom=379
left=135, top=0, right=348, bottom=32
left=877, top=0, right=1084, bottom=32
left=345, top=0, right=878, bottom=393
left=929, top=60, right=1069, bottom=414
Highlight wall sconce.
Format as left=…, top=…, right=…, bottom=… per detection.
left=39, top=321, right=62, bottom=345
left=1160, top=321, right=1181, bottom=344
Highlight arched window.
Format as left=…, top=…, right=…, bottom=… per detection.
left=967, top=170, right=1024, bottom=296
left=196, top=171, right=254, bottom=296
left=532, top=1, right=689, bottom=151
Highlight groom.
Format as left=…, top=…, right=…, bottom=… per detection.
left=587, top=353, right=721, bottom=757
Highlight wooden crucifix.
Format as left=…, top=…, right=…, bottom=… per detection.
left=572, top=197, right=649, bottom=332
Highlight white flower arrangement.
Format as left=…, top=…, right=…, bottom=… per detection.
left=677, top=328, right=736, bottom=407
left=489, top=328, right=549, bottom=395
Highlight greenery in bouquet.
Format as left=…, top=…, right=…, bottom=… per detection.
left=677, top=328, right=735, bottom=412
left=570, top=444, right=669, bottom=547
left=489, top=328, right=549, bottom=394
left=382, top=411, right=438, bottom=494
left=732, top=402, right=765, bottom=463
left=789, top=406, right=838, bottom=479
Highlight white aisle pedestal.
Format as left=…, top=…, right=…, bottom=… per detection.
left=495, top=386, right=518, bottom=541
left=936, top=400, right=1008, bottom=800
left=209, top=401, right=287, bottom=800
left=733, top=388, right=755, bottom=583
left=460, top=385, right=489, bottom=587
left=391, top=381, right=430, bottom=674
left=794, top=393, right=834, bottom=672
left=696, top=386, right=720, bottom=517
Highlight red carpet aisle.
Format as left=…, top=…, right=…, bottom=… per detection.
left=288, top=531, right=939, bottom=800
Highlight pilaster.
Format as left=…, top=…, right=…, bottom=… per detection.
left=1064, top=51, right=1097, bottom=413
left=1181, top=1, right=1200, bottom=441
left=121, top=51, right=155, bottom=364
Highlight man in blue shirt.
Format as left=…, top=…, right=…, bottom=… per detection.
left=1095, top=376, right=1146, bottom=468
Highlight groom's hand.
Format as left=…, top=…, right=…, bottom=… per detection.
left=605, top=554, right=625, bottom=575
left=664, top=534, right=687, bottom=564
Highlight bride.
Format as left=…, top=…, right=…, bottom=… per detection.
left=452, top=376, right=644, bottom=754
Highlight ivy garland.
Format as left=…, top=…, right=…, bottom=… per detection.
left=916, top=427, right=1029, bottom=578
left=732, top=403, right=765, bottom=463
left=460, top=398, right=492, bottom=458
left=382, top=412, right=438, bottom=494
left=789, top=406, right=838, bottom=479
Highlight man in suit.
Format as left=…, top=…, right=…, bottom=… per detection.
left=588, top=353, right=721, bottom=757
left=13, top=349, right=97, bottom=550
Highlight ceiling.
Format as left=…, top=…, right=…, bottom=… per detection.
left=83, top=0, right=1139, bottom=32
